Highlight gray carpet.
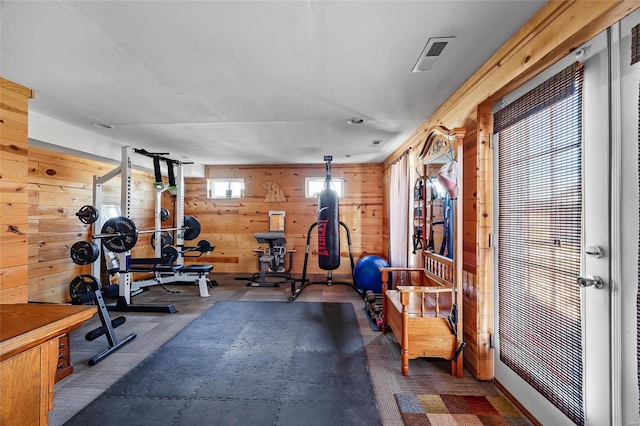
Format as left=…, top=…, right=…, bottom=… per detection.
left=64, top=301, right=381, bottom=426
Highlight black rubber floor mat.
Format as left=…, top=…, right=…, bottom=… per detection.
left=64, top=301, right=381, bottom=426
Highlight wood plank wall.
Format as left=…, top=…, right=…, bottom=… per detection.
left=461, top=123, right=481, bottom=379
left=23, top=152, right=385, bottom=304
left=27, top=147, right=158, bottom=303
left=0, top=78, right=33, bottom=303
left=380, top=1, right=640, bottom=381
left=474, top=105, right=494, bottom=380
left=193, top=164, right=385, bottom=276
left=381, top=167, right=390, bottom=265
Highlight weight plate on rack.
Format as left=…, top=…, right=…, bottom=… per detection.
left=70, top=241, right=100, bottom=265
left=150, top=231, right=174, bottom=249
left=76, top=205, right=99, bottom=224
left=196, top=239, right=212, bottom=253
left=101, top=216, right=138, bottom=253
left=160, top=208, right=170, bottom=222
left=161, top=245, right=179, bottom=263
left=184, top=216, right=201, bottom=241
left=69, top=274, right=100, bottom=303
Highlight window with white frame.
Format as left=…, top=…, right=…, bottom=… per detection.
left=207, top=178, right=244, bottom=198
left=305, top=177, right=344, bottom=198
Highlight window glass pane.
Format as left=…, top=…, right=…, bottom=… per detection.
left=305, top=177, right=344, bottom=198
left=207, top=179, right=244, bottom=198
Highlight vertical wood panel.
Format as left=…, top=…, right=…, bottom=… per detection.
left=0, top=78, right=32, bottom=303
left=461, top=126, right=479, bottom=379
left=382, top=166, right=390, bottom=262
left=25, top=150, right=384, bottom=302
left=198, top=164, right=384, bottom=274
left=26, top=146, right=157, bottom=303
left=474, top=103, right=494, bottom=380
left=460, top=110, right=494, bottom=381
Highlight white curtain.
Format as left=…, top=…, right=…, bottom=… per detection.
left=389, top=151, right=410, bottom=271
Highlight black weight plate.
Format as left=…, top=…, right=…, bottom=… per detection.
left=101, top=216, right=138, bottom=253
left=184, top=216, right=201, bottom=241
left=160, top=208, right=170, bottom=222
left=69, top=274, right=100, bottom=303
left=76, top=205, right=99, bottom=224
left=197, top=239, right=212, bottom=253
left=150, top=231, right=174, bottom=249
left=161, top=245, right=179, bottom=263
left=70, top=241, right=100, bottom=265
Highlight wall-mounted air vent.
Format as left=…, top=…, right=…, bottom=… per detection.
left=412, top=36, right=455, bottom=72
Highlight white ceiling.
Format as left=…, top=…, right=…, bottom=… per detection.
left=1, top=1, right=545, bottom=168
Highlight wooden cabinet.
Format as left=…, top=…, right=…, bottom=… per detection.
left=0, top=304, right=95, bottom=426
left=55, top=333, right=72, bottom=382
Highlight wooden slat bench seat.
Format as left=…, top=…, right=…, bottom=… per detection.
left=380, top=252, right=463, bottom=377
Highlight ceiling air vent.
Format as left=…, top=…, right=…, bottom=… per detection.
left=412, top=36, right=454, bottom=72
left=369, top=139, right=383, bottom=148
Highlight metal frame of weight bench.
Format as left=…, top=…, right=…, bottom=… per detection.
left=248, top=232, right=295, bottom=287
left=127, top=257, right=213, bottom=297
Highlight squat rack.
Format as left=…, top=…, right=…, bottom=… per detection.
left=91, top=146, right=211, bottom=313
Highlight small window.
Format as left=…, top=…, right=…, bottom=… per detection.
left=305, top=177, right=344, bottom=198
left=207, top=178, right=244, bottom=198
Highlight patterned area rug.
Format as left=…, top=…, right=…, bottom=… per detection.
left=394, top=393, right=532, bottom=425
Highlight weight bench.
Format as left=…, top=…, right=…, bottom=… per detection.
left=173, top=264, right=214, bottom=296
left=248, top=232, right=295, bottom=287
left=128, top=257, right=178, bottom=273
left=128, top=262, right=213, bottom=298
left=127, top=255, right=214, bottom=298
left=127, top=245, right=180, bottom=273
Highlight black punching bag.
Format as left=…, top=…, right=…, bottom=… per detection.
left=317, top=157, right=340, bottom=270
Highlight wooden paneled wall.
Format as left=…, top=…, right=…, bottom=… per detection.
left=461, top=123, right=481, bottom=379
left=381, top=1, right=640, bottom=381
left=461, top=116, right=494, bottom=381
left=191, top=164, right=384, bottom=275
left=474, top=105, right=494, bottom=380
left=0, top=78, right=33, bottom=303
left=27, top=147, right=158, bottom=303
left=24, top=148, right=384, bottom=303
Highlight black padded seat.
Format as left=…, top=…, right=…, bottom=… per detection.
left=254, top=232, right=286, bottom=245
left=175, top=264, right=213, bottom=274
left=127, top=257, right=178, bottom=273
left=128, top=266, right=177, bottom=273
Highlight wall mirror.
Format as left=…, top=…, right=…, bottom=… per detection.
left=418, top=126, right=461, bottom=260
left=417, top=125, right=466, bottom=377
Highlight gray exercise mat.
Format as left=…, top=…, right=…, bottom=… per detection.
left=64, top=301, right=381, bottom=426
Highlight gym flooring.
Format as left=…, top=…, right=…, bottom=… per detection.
left=50, top=273, right=503, bottom=426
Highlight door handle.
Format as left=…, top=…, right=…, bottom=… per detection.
left=577, top=276, right=604, bottom=289
left=585, top=246, right=604, bottom=258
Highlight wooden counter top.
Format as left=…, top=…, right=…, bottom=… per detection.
left=0, top=304, right=96, bottom=362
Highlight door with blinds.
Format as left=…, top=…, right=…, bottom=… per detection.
left=493, top=29, right=611, bottom=425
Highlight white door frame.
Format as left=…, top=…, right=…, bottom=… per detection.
left=492, top=29, right=613, bottom=425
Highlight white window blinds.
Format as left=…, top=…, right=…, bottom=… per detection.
left=494, top=62, right=585, bottom=425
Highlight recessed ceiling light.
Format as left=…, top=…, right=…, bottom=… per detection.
left=92, top=123, right=113, bottom=129
left=347, top=118, right=365, bottom=125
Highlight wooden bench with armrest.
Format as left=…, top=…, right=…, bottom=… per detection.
left=380, top=252, right=464, bottom=377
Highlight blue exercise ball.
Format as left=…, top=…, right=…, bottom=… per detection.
left=353, top=255, right=390, bottom=294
